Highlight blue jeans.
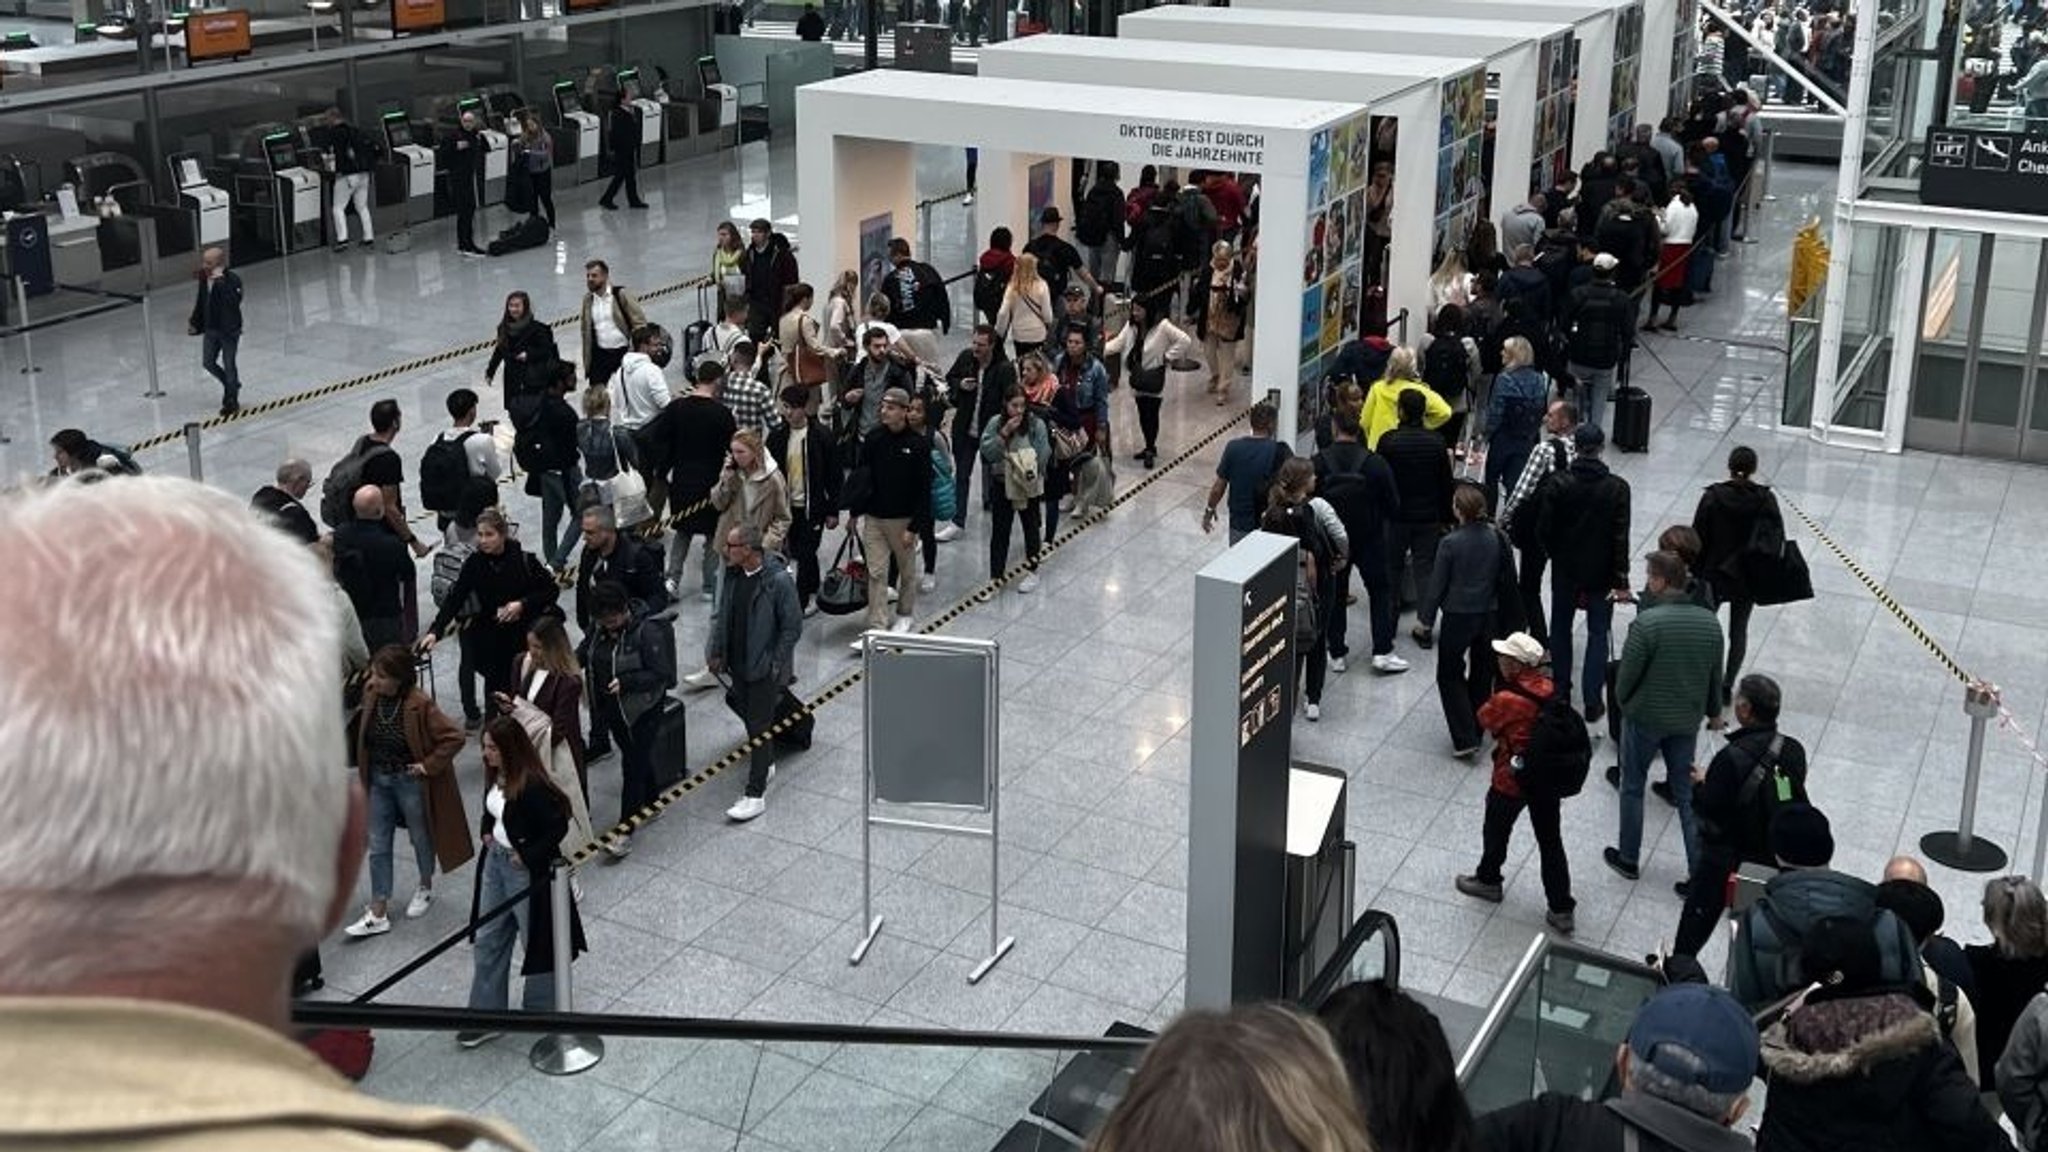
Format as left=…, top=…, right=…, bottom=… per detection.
left=1617, top=719, right=1700, bottom=872
left=1546, top=576, right=1613, bottom=711
left=202, top=330, right=241, bottom=405
left=538, top=469, right=582, bottom=568
left=366, top=771, right=434, bottom=905
left=1568, top=362, right=1614, bottom=434
left=467, top=844, right=557, bottom=1012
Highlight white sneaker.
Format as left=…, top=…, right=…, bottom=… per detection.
left=1372, top=653, right=1411, bottom=674
left=404, top=889, right=433, bottom=919
left=933, top=523, right=962, bottom=542
left=663, top=577, right=679, bottom=599
left=1017, top=572, right=1040, bottom=593
left=1329, top=654, right=1348, bottom=674
left=961, top=192, right=974, bottom=206
left=700, top=590, right=715, bottom=603
left=891, top=616, right=915, bottom=634
left=802, top=603, right=819, bottom=618
left=681, top=669, right=719, bottom=692
left=887, top=586, right=899, bottom=602
left=727, top=795, right=767, bottom=822
left=1305, top=702, right=1321, bottom=722
left=918, top=574, right=936, bottom=593
left=343, top=910, right=391, bottom=938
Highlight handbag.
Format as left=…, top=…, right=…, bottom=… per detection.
left=792, top=342, right=833, bottom=388
left=816, top=531, right=869, bottom=616
left=1050, top=425, right=1089, bottom=465
left=1746, top=539, right=1815, bottom=607
left=610, top=464, right=652, bottom=527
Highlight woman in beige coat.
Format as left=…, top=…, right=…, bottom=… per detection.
left=774, top=281, right=840, bottom=411
left=711, top=428, right=793, bottom=555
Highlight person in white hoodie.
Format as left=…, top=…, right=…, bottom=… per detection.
left=610, top=323, right=674, bottom=431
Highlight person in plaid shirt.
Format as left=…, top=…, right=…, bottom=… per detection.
left=722, top=341, right=776, bottom=436
left=1499, top=399, right=1578, bottom=647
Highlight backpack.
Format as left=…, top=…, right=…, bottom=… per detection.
left=1730, top=869, right=1924, bottom=1009
left=578, top=418, right=621, bottom=482
left=973, top=263, right=1010, bottom=321
left=429, top=539, right=479, bottom=616
left=418, top=430, right=484, bottom=515
left=1507, top=441, right=1569, bottom=550
left=1422, top=336, right=1470, bottom=402
left=930, top=446, right=957, bottom=523
left=1075, top=183, right=1121, bottom=247
left=1003, top=435, right=1044, bottom=502
left=1595, top=209, right=1646, bottom=272
left=1132, top=222, right=1180, bottom=293
left=1505, top=680, right=1594, bottom=799
left=319, top=439, right=396, bottom=528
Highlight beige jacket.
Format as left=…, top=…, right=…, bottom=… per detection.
left=0, top=997, right=535, bottom=1151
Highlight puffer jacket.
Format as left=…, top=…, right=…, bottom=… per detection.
left=1478, top=665, right=1555, bottom=798
left=1759, top=991, right=2013, bottom=1152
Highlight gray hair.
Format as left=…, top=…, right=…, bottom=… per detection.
left=1736, top=674, right=1781, bottom=725
left=1631, top=1055, right=1743, bottom=1122
left=727, top=523, right=764, bottom=554
left=276, top=458, right=312, bottom=488
left=581, top=504, right=618, bottom=531
left=0, top=477, right=346, bottom=989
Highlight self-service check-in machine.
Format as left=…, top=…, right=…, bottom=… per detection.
left=552, top=80, right=601, bottom=185
left=253, top=128, right=324, bottom=254
left=382, top=109, right=436, bottom=226
left=697, top=55, right=738, bottom=148
left=458, top=95, right=508, bottom=207
left=167, top=151, right=231, bottom=251
left=616, top=67, right=664, bottom=168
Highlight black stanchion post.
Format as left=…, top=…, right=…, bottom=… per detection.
left=183, top=421, right=204, bottom=482
left=1922, top=682, right=2009, bottom=872
left=529, top=862, right=603, bottom=1075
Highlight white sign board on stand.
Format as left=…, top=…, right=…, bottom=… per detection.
left=797, top=69, right=1366, bottom=439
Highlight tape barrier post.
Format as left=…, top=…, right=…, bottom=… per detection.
left=182, top=421, right=204, bottom=482
left=529, top=861, right=604, bottom=1076
left=1921, top=681, right=2009, bottom=873
left=141, top=293, right=165, bottom=398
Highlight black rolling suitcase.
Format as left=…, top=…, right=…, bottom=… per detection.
left=1611, top=349, right=1650, bottom=452
left=649, top=696, right=689, bottom=788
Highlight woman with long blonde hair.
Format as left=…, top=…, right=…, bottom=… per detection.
left=995, top=251, right=1055, bottom=360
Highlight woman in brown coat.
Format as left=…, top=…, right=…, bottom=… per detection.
left=342, top=645, right=472, bottom=939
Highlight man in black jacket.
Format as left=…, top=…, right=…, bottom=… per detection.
left=1475, top=983, right=1758, bottom=1152
left=646, top=360, right=738, bottom=602
left=1672, top=673, right=1811, bottom=955
left=766, top=386, right=842, bottom=613
left=884, top=237, right=951, bottom=359
left=188, top=247, right=245, bottom=416
left=438, top=110, right=485, bottom=257
left=598, top=92, right=647, bottom=211
left=851, top=387, right=931, bottom=644
left=840, top=326, right=915, bottom=438
left=1314, top=412, right=1405, bottom=675
left=1564, top=256, right=1637, bottom=434
left=943, top=325, right=1013, bottom=534
left=744, top=219, right=799, bottom=343
left=333, top=485, right=417, bottom=652
left=1537, top=423, right=1631, bottom=719
left=250, top=459, right=319, bottom=544
left=1379, top=388, right=1454, bottom=635
left=575, top=504, right=670, bottom=633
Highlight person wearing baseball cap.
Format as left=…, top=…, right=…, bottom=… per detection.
left=1475, top=983, right=1757, bottom=1151
left=1454, top=632, right=1578, bottom=936
left=1561, top=249, right=1636, bottom=434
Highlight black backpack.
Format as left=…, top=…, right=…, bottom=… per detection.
left=319, top=438, right=395, bottom=528
left=418, top=430, right=485, bottom=514
left=1596, top=209, right=1646, bottom=273
left=1422, top=335, right=1470, bottom=402
left=1075, top=183, right=1122, bottom=248
left=1507, top=441, right=1569, bottom=550
left=973, top=263, right=1009, bottom=321
left=1506, top=680, right=1593, bottom=799
left=1132, top=222, right=1180, bottom=294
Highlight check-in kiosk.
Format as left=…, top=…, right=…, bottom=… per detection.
left=617, top=67, right=664, bottom=168
left=382, top=108, right=436, bottom=226
left=458, top=95, right=509, bottom=207
left=253, top=128, right=324, bottom=253
left=698, top=55, right=738, bottom=147
left=167, top=150, right=231, bottom=251
left=552, top=79, right=601, bottom=184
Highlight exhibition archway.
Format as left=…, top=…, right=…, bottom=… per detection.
left=980, top=35, right=1486, bottom=350
left=796, top=69, right=1367, bottom=437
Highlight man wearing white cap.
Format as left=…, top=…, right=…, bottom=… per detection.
left=1561, top=255, right=1636, bottom=434
left=1454, top=631, right=1580, bottom=936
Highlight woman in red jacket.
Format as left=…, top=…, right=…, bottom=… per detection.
left=1454, top=632, right=1577, bottom=935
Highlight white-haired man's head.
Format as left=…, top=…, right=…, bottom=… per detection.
left=0, top=476, right=359, bottom=1015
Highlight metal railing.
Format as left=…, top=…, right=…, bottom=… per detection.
left=1298, top=908, right=1402, bottom=1008
left=1454, top=933, right=1663, bottom=1090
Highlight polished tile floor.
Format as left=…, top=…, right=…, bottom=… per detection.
left=16, top=140, right=2048, bottom=1150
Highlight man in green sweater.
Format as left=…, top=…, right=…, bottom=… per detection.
left=1605, top=550, right=1726, bottom=884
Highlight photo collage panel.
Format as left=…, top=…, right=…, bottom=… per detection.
left=1608, top=1, right=1645, bottom=148
left=1531, top=32, right=1576, bottom=195
left=1298, top=111, right=1373, bottom=434
left=1432, top=66, right=1488, bottom=266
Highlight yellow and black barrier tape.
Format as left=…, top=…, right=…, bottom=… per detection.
left=1776, top=489, right=1971, bottom=687
left=561, top=405, right=1247, bottom=869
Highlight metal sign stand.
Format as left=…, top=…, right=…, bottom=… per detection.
left=850, top=630, right=1013, bottom=983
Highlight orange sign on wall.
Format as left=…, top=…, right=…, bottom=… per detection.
left=564, top=0, right=613, bottom=12
left=391, top=0, right=444, bottom=33
left=184, top=9, right=251, bottom=63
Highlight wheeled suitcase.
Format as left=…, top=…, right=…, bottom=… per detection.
left=1612, top=385, right=1651, bottom=453
left=649, top=696, right=689, bottom=788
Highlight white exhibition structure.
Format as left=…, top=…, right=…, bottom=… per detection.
left=979, top=35, right=1482, bottom=333
left=796, top=68, right=1365, bottom=435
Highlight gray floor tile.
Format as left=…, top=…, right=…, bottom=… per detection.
left=1043, top=929, right=1182, bottom=1013
left=1003, top=854, right=1139, bottom=925
left=883, top=1106, right=1008, bottom=1152
left=476, top=1068, right=636, bottom=1152
left=582, top=1098, right=740, bottom=1152
left=750, top=1068, right=925, bottom=1152
left=644, top=1041, right=817, bottom=1133
left=695, top=898, right=846, bottom=977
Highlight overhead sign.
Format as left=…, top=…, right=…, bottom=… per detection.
left=184, top=9, right=250, bottom=64
left=1922, top=128, right=2048, bottom=215
left=390, top=0, right=444, bottom=34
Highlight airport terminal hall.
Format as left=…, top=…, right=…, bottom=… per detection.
left=10, top=0, right=2048, bottom=1149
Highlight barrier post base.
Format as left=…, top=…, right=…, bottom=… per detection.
left=1921, top=830, right=2008, bottom=873
left=529, top=1032, right=604, bottom=1076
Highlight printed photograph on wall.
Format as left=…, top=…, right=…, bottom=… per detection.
left=1432, top=65, right=1489, bottom=264
left=1307, top=128, right=1332, bottom=214
left=1027, top=159, right=1055, bottom=228
left=1319, top=274, right=1344, bottom=353
left=1300, top=282, right=1324, bottom=368
left=1299, top=110, right=1373, bottom=435
left=1531, top=31, right=1576, bottom=194
left=858, top=211, right=893, bottom=306
left=1608, top=1, right=1646, bottom=148
left=1670, top=0, right=1699, bottom=118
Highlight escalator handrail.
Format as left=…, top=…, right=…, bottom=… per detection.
left=292, top=1001, right=1152, bottom=1053
left=1299, top=908, right=1402, bottom=1009
left=1453, top=933, right=1665, bottom=1085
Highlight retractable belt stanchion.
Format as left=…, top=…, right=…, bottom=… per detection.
left=141, top=293, right=165, bottom=398
left=183, top=421, right=204, bottom=482
left=529, top=862, right=603, bottom=1076
left=1921, top=681, right=2009, bottom=872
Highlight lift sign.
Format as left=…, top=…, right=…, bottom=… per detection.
left=1921, top=128, right=2048, bottom=216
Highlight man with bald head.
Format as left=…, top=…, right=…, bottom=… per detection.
left=1876, top=852, right=1980, bottom=1082
left=251, top=458, right=318, bottom=544
left=188, top=245, right=244, bottom=417
left=332, top=483, right=415, bottom=651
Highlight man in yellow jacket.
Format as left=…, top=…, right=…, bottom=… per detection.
left=0, top=475, right=532, bottom=1152
left=1359, top=346, right=1453, bottom=449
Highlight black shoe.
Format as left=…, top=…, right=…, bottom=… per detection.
left=1651, top=779, right=1675, bottom=806
left=219, top=401, right=241, bottom=417
left=1583, top=700, right=1606, bottom=725
left=599, top=200, right=618, bottom=211
left=1604, top=763, right=1621, bottom=790
left=332, top=243, right=349, bottom=254
left=1142, top=449, right=1156, bottom=469
left=464, top=711, right=483, bottom=732
left=1602, top=847, right=1640, bottom=881
left=1673, top=880, right=1690, bottom=898
left=360, top=239, right=376, bottom=249
left=1411, top=625, right=1434, bottom=650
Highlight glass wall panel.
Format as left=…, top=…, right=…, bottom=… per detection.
left=1910, top=230, right=1976, bottom=424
